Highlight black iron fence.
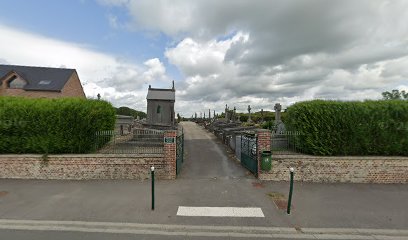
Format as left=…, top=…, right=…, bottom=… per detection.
left=94, top=128, right=164, bottom=154
left=271, top=131, right=303, bottom=155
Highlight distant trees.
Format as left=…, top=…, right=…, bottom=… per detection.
left=115, top=106, right=146, bottom=119
left=382, top=89, right=408, bottom=100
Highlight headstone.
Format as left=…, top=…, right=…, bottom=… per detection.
left=274, top=103, right=282, bottom=123
left=274, top=103, right=286, bottom=133
left=233, top=107, right=237, bottom=122
left=225, top=104, right=228, bottom=121
left=247, top=105, right=252, bottom=122
left=213, top=110, right=216, bottom=119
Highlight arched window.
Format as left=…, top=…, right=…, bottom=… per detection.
left=157, top=105, right=161, bottom=114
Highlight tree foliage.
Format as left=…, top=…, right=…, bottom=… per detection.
left=115, top=106, right=146, bottom=119
left=0, top=97, right=115, bottom=154
left=286, top=100, right=408, bottom=156
left=382, top=89, right=408, bottom=100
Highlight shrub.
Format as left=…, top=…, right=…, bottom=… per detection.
left=0, top=97, right=115, bottom=154
left=285, top=100, right=408, bottom=156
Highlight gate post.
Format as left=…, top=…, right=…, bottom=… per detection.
left=164, top=130, right=177, bottom=179
left=256, top=129, right=271, bottom=178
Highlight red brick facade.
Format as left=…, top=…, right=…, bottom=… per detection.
left=164, top=130, right=177, bottom=179
left=256, top=129, right=271, bottom=176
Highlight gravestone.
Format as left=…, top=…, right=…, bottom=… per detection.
left=274, top=103, right=286, bottom=133
left=274, top=103, right=282, bottom=122
left=225, top=104, right=228, bottom=121
left=247, top=105, right=252, bottom=122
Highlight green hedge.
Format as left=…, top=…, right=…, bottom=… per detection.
left=0, top=97, right=115, bottom=154
left=286, top=100, right=408, bottom=156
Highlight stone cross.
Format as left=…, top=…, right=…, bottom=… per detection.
left=247, top=105, right=252, bottom=122
left=225, top=104, right=228, bottom=121
left=274, top=103, right=282, bottom=122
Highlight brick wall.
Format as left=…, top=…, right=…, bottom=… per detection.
left=0, top=154, right=175, bottom=180
left=60, top=71, right=86, bottom=98
left=258, top=155, right=408, bottom=183
left=256, top=129, right=271, bottom=176
left=0, top=130, right=177, bottom=180
left=164, top=130, right=177, bottom=179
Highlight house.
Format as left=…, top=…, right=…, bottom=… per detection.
left=0, top=64, right=86, bottom=98
left=146, top=82, right=176, bottom=128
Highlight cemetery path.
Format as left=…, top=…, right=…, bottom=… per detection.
left=178, top=122, right=250, bottom=179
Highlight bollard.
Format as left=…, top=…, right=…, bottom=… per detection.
left=151, top=166, right=155, bottom=210
left=287, top=167, right=294, bottom=214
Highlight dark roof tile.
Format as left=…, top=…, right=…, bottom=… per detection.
left=0, top=64, right=75, bottom=91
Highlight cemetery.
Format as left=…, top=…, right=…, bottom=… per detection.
left=194, top=100, right=408, bottom=183
left=0, top=87, right=407, bottom=183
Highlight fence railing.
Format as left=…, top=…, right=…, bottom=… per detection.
left=271, top=131, right=303, bottom=155
left=94, top=128, right=164, bottom=154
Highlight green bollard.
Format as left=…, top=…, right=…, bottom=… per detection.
left=151, top=166, right=155, bottom=210
left=287, top=167, right=294, bottom=214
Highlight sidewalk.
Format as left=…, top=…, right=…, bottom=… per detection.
left=0, top=178, right=407, bottom=230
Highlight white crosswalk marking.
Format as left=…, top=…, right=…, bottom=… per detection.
left=176, top=206, right=265, bottom=217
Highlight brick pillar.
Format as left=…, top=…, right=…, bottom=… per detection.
left=164, top=130, right=177, bottom=179
left=256, top=129, right=271, bottom=178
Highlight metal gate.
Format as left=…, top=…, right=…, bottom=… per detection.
left=240, top=133, right=257, bottom=175
left=176, top=133, right=184, bottom=175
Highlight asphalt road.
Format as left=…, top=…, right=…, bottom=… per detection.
left=178, top=121, right=249, bottom=180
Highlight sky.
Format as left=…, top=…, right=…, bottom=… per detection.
left=0, top=0, right=407, bottom=117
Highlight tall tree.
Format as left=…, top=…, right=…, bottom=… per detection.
left=382, top=89, right=408, bottom=100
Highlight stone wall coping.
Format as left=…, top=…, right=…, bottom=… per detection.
left=0, top=154, right=164, bottom=158
left=272, top=154, right=408, bottom=161
left=255, top=129, right=270, bottom=133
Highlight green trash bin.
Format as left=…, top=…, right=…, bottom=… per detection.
left=261, top=150, right=272, bottom=171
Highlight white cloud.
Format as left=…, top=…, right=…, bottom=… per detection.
left=165, top=34, right=245, bottom=77
left=0, top=24, right=166, bottom=111
left=142, top=58, right=166, bottom=82
left=164, top=30, right=408, bottom=116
